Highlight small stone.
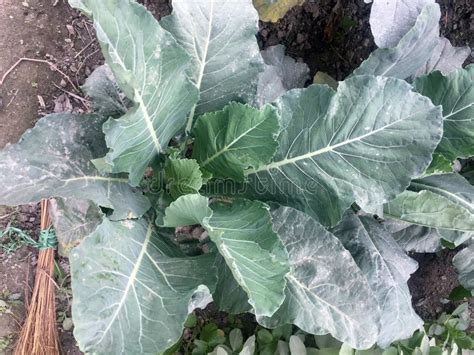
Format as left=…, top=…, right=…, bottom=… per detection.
left=60, top=79, right=67, bottom=87
left=62, top=317, right=74, bottom=331
left=29, top=217, right=35, bottom=222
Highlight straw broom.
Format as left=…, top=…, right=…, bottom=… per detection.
left=15, top=199, right=60, bottom=355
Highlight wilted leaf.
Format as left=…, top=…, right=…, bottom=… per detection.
left=253, top=0, right=305, bottom=22
left=258, top=207, right=380, bottom=350
left=0, top=114, right=151, bottom=220
left=313, top=72, right=338, bottom=90
left=255, top=45, right=310, bottom=106
left=332, top=212, right=423, bottom=347
left=71, top=217, right=216, bottom=354
left=160, top=0, right=263, bottom=131
left=49, top=198, right=103, bottom=257
left=82, top=65, right=128, bottom=118
left=193, top=102, right=279, bottom=181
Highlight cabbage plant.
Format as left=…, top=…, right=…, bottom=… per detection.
left=0, top=0, right=472, bottom=353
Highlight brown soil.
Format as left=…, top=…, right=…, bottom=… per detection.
left=409, top=250, right=473, bottom=323
left=258, top=0, right=473, bottom=81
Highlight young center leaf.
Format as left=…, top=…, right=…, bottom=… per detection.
left=241, top=76, right=442, bottom=227
left=0, top=113, right=150, bottom=220
left=71, top=217, right=217, bottom=354
left=384, top=173, right=474, bottom=232
left=162, top=195, right=290, bottom=318
left=193, top=102, right=280, bottom=181
left=164, top=158, right=203, bottom=199
left=258, top=207, right=380, bottom=349
left=355, top=3, right=440, bottom=80
left=332, top=212, right=423, bottom=348
left=414, top=65, right=474, bottom=162
left=73, top=0, right=199, bottom=185
left=160, top=0, right=264, bottom=132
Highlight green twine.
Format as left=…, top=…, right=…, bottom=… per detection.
left=38, top=229, right=58, bottom=250
left=0, top=226, right=57, bottom=254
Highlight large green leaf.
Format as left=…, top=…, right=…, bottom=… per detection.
left=385, top=220, right=443, bottom=253
left=205, top=199, right=289, bottom=317
left=241, top=76, right=442, bottom=227
left=71, top=217, right=216, bottom=354
left=453, top=244, right=474, bottom=294
left=384, top=173, right=474, bottom=232
left=385, top=220, right=472, bottom=253
left=332, top=213, right=423, bottom=347
left=193, top=102, right=280, bottom=181
left=354, top=3, right=440, bottom=79
left=258, top=207, right=380, bottom=350
left=160, top=0, right=263, bottom=132
left=414, top=65, right=474, bottom=162
left=49, top=198, right=103, bottom=257
left=75, top=0, right=199, bottom=185
left=0, top=113, right=150, bottom=220
left=212, top=256, right=252, bottom=314
left=162, top=195, right=289, bottom=318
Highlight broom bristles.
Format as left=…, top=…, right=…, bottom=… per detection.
left=14, top=200, right=60, bottom=355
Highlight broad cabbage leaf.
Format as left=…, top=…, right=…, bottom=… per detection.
left=258, top=207, right=380, bottom=349
left=160, top=0, right=263, bottom=131
left=73, top=0, right=199, bottom=185
left=384, top=173, right=474, bottom=232
left=0, top=113, right=150, bottom=220
left=414, top=65, right=474, bottom=162
left=332, top=212, right=423, bottom=347
left=162, top=195, right=290, bottom=318
left=71, top=217, right=217, bottom=354
left=193, top=102, right=280, bottom=181
left=240, top=76, right=442, bottom=227
left=355, top=3, right=440, bottom=79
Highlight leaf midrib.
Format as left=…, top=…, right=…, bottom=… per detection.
left=246, top=115, right=405, bottom=175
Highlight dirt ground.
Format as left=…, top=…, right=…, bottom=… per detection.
left=0, top=0, right=472, bottom=353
